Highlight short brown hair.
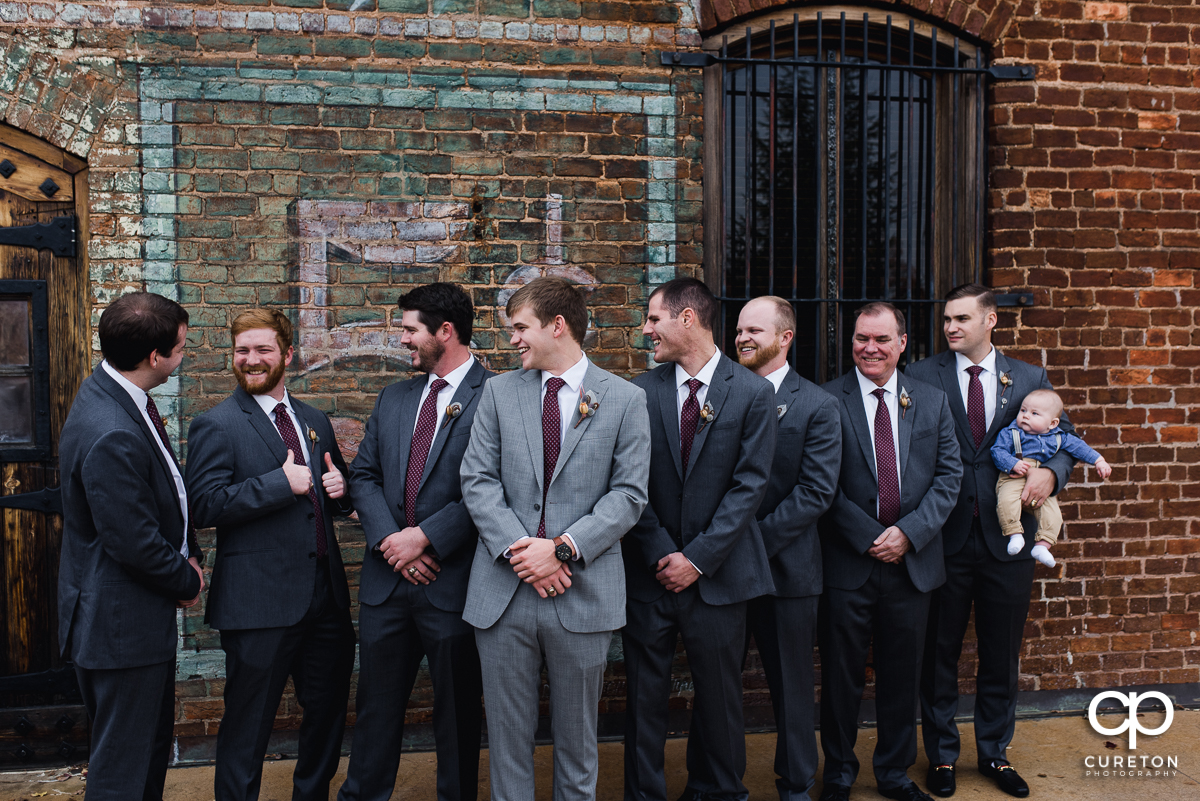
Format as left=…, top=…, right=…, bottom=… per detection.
left=1024, top=388, right=1064, bottom=418
left=99, top=292, right=189, bottom=370
left=945, top=282, right=998, bottom=314
left=650, top=277, right=718, bottom=331
left=231, top=308, right=293, bottom=354
left=506, top=276, right=588, bottom=344
left=855, top=301, right=906, bottom=338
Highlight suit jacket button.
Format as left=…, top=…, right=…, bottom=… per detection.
left=968, top=496, right=974, bottom=502
left=308, top=551, right=317, bottom=559
left=534, top=503, right=541, bottom=511
left=677, top=494, right=682, bottom=500
left=307, top=512, right=315, bottom=520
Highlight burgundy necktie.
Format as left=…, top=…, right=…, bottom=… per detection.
left=145, top=396, right=194, bottom=550
left=872, top=387, right=901, bottom=527
left=679, top=378, right=702, bottom=480
left=405, top=378, right=449, bottom=528
left=274, top=402, right=327, bottom=558
left=538, top=377, right=566, bottom=538
left=966, top=365, right=986, bottom=517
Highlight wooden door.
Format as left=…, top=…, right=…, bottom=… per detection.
left=0, top=124, right=90, bottom=764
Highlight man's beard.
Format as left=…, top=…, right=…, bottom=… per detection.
left=413, top=337, right=445, bottom=373
left=737, top=337, right=782, bottom=372
left=234, top=360, right=286, bottom=395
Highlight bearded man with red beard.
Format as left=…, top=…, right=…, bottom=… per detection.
left=735, top=297, right=841, bottom=801
left=185, top=308, right=357, bottom=801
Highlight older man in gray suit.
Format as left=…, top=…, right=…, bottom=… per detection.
left=624, top=277, right=778, bottom=801
left=187, top=308, right=356, bottom=801
left=817, top=302, right=962, bottom=801
left=461, top=276, right=650, bottom=801
left=59, top=292, right=203, bottom=801
left=735, top=297, right=841, bottom=801
left=339, top=283, right=493, bottom=801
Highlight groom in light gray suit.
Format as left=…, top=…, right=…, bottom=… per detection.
left=461, top=276, right=650, bottom=801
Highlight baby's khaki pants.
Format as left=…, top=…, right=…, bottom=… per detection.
left=995, top=457, right=1061, bottom=546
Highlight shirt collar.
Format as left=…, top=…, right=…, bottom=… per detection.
left=252, top=388, right=293, bottom=418
left=542, top=353, right=589, bottom=395
left=101, top=360, right=148, bottom=409
left=428, top=355, right=475, bottom=392
left=955, top=346, right=996, bottom=376
left=855, top=366, right=898, bottom=399
left=675, top=347, right=722, bottom=389
left=765, top=364, right=789, bottom=393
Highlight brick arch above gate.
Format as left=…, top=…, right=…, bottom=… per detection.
left=0, top=29, right=128, bottom=160
left=698, top=0, right=1018, bottom=44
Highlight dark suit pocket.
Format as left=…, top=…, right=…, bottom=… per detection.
left=912, top=426, right=936, bottom=441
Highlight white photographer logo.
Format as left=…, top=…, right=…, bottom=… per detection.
left=1087, top=691, right=1174, bottom=749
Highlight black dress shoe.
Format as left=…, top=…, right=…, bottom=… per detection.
left=979, top=761, right=1030, bottom=798
left=878, top=782, right=934, bottom=801
left=818, top=785, right=852, bottom=801
left=926, top=764, right=955, bottom=797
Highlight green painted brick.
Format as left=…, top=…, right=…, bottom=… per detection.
left=325, top=86, right=383, bottom=106
left=322, top=107, right=373, bottom=127
left=265, top=85, right=321, bottom=105
left=179, top=264, right=229, bottom=283
left=482, top=43, right=538, bottom=65
left=341, top=130, right=393, bottom=150
left=533, top=0, right=580, bottom=17
left=238, top=128, right=287, bottom=147
left=438, top=90, right=493, bottom=109
left=206, top=196, right=258, bottom=216
left=257, top=35, right=314, bottom=56
left=412, top=69, right=468, bottom=88
left=429, top=43, right=484, bottom=62
left=378, top=0, right=426, bottom=9
left=193, top=150, right=250, bottom=170
left=205, top=285, right=259, bottom=305
left=453, top=156, right=504, bottom=175
left=296, top=69, right=356, bottom=85
left=424, top=110, right=473, bottom=130
left=426, top=178, right=452, bottom=195
left=480, top=0, right=529, bottom=15
left=215, top=104, right=265, bottom=125
left=194, top=174, right=220, bottom=193
left=203, top=81, right=263, bottom=102
left=273, top=0, right=324, bottom=7
left=352, top=153, right=403, bottom=172
left=375, top=41, right=427, bottom=60
left=432, top=0, right=475, bottom=12
left=246, top=174, right=273, bottom=194
left=250, top=151, right=300, bottom=170
left=178, top=285, right=205, bottom=305
left=178, top=220, right=233, bottom=239
left=452, top=179, right=498, bottom=197
left=437, top=132, right=485, bottom=152
left=136, top=32, right=198, bottom=51
left=315, top=38, right=373, bottom=59
left=381, top=89, right=437, bottom=108
left=270, top=106, right=320, bottom=125
left=380, top=176, right=408, bottom=195
left=300, top=153, right=353, bottom=173
left=405, top=154, right=452, bottom=173
left=198, top=33, right=255, bottom=51
left=352, top=70, right=410, bottom=87
left=592, top=48, right=645, bottom=67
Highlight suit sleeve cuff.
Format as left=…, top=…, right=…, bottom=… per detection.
left=686, top=556, right=703, bottom=575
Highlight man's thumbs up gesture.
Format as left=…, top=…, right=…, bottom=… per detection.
left=321, top=451, right=346, bottom=499
left=283, top=449, right=313, bottom=495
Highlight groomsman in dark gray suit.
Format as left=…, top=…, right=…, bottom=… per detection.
left=735, top=297, right=841, bottom=801
left=909, top=284, right=1076, bottom=799
left=338, top=283, right=493, bottom=801
left=186, top=308, right=356, bottom=801
left=817, top=302, right=961, bottom=801
left=461, top=277, right=650, bottom=801
left=59, top=292, right=203, bottom=801
left=624, top=277, right=777, bottom=801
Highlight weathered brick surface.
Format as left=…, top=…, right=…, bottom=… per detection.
left=0, top=0, right=1193, bottom=747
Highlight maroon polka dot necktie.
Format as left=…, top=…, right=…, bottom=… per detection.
left=872, top=387, right=900, bottom=527
left=966, top=365, right=986, bottom=517
left=538, top=377, right=566, bottom=538
left=405, top=378, right=449, bottom=528
left=679, top=378, right=702, bottom=480
left=145, top=396, right=194, bottom=549
left=273, top=402, right=326, bottom=558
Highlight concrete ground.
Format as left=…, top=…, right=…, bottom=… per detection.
left=2, top=710, right=1196, bottom=800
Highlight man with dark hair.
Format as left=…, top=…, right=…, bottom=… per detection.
left=623, top=277, right=778, bottom=801
left=817, top=302, right=961, bottom=801
left=909, top=283, right=1076, bottom=799
left=187, top=308, right=356, bottom=801
left=461, top=276, right=650, bottom=801
left=58, top=291, right=203, bottom=801
left=735, top=297, right=841, bottom=801
left=338, top=284, right=494, bottom=801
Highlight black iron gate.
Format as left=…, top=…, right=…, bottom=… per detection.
left=667, top=12, right=1033, bottom=382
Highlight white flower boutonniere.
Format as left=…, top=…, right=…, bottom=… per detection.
left=441, top=402, right=463, bottom=430
left=899, top=387, right=913, bottom=420
left=574, top=388, right=600, bottom=429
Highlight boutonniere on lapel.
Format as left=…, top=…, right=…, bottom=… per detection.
left=441, top=402, right=463, bottom=430
left=307, top=426, right=319, bottom=448
left=898, top=387, right=913, bottom=420
left=698, top=402, right=717, bottom=430
left=573, top=388, right=600, bottom=429
left=999, top=371, right=1013, bottom=406
left=776, top=403, right=787, bottom=421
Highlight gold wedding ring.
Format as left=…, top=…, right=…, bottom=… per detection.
left=549, top=587, right=557, bottom=596
left=408, top=567, right=417, bottom=575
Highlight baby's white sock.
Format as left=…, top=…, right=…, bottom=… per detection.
left=1031, top=544, right=1056, bottom=567
left=1007, top=533, right=1025, bottom=555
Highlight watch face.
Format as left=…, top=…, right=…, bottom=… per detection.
left=556, top=543, right=572, bottom=561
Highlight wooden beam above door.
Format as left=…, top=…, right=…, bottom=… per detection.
left=0, top=145, right=74, bottom=203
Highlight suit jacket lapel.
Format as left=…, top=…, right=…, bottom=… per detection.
left=420, top=359, right=483, bottom=491
left=897, top=371, right=914, bottom=478
left=777, top=369, right=800, bottom=421
left=657, top=366, right=685, bottom=480
left=551, top=363, right=608, bottom=486
left=686, top=355, right=732, bottom=478
left=392, top=379, right=421, bottom=489
left=987, top=350, right=1014, bottom=445
left=842, top=370, right=878, bottom=481
left=519, top=370, right=546, bottom=493
left=235, top=387, right=290, bottom=465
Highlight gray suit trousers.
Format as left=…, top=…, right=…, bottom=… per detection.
left=475, top=582, right=612, bottom=801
